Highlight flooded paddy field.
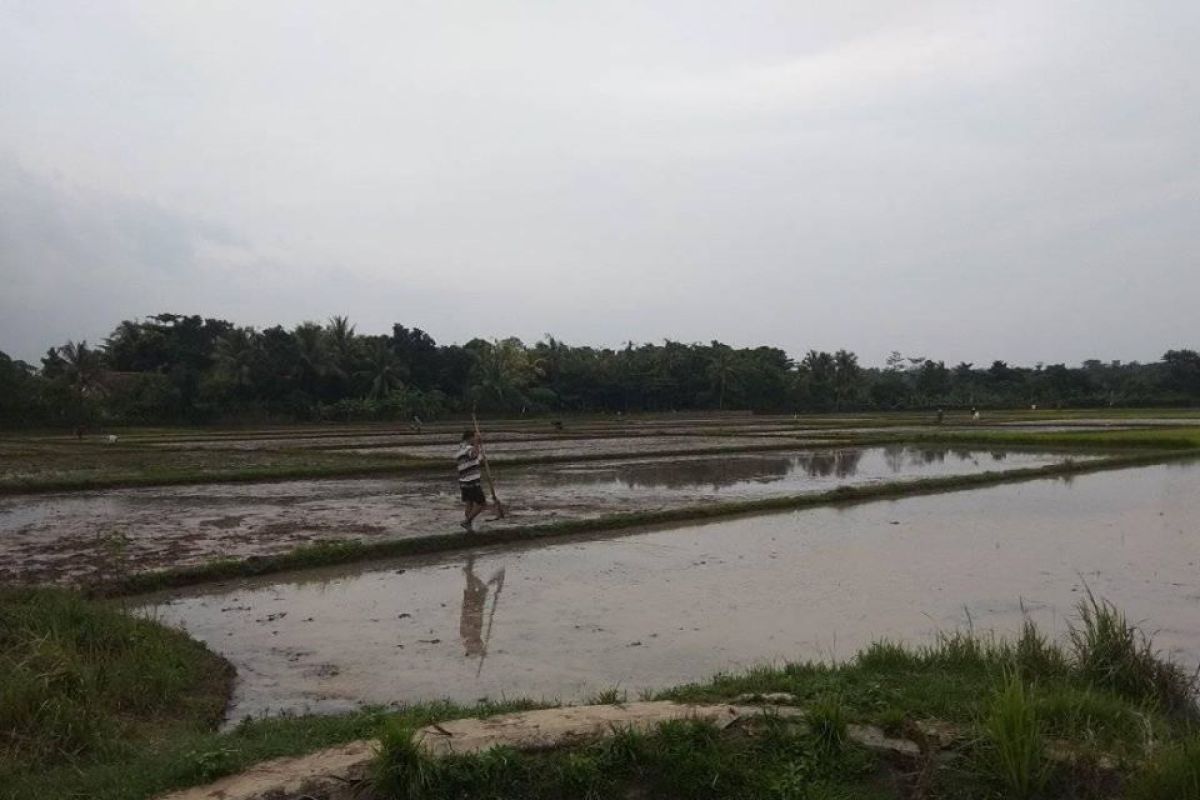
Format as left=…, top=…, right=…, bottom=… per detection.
left=140, top=459, right=1200, bottom=721
left=0, top=445, right=1086, bottom=584
left=6, top=413, right=1186, bottom=495
left=94, top=422, right=1178, bottom=458
left=339, top=434, right=826, bottom=460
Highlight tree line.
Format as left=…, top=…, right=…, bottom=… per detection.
left=1, top=313, right=1198, bottom=427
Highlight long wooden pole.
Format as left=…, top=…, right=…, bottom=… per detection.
left=471, top=413, right=506, bottom=518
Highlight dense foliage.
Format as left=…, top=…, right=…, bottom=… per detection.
left=2, top=313, right=1198, bottom=426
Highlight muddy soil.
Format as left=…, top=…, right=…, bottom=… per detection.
left=0, top=445, right=1082, bottom=584
left=136, top=459, right=1200, bottom=722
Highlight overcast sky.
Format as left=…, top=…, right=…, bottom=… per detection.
left=2, top=1, right=1197, bottom=367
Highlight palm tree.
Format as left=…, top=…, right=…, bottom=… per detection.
left=214, top=328, right=262, bottom=394
left=292, top=322, right=334, bottom=394
left=832, top=349, right=862, bottom=410
left=469, top=338, right=538, bottom=410
left=325, top=315, right=357, bottom=377
left=57, top=340, right=105, bottom=423
left=59, top=340, right=105, bottom=400
left=705, top=342, right=745, bottom=410
left=799, top=350, right=836, bottom=410
left=358, top=339, right=405, bottom=401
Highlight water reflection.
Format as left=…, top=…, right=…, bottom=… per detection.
left=541, top=446, right=1028, bottom=490
left=459, top=555, right=505, bottom=675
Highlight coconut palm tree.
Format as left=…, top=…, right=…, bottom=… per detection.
left=705, top=342, right=746, bottom=410
left=832, top=349, right=862, bottom=410
left=359, top=339, right=406, bottom=401
left=214, top=328, right=262, bottom=394
left=468, top=338, right=539, bottom=411
left=292, top=322, right=334, bottom=394
left=59, top=340, right=105, bottom=400
left=56, top=340, right=105, bottom=424
left=325, top=315, right=357, bottom=378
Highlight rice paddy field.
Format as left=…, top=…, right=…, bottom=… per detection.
left=3, top=409, right=1199, bottom=799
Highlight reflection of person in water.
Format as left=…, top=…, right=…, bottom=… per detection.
left=460, top=555, right=505, bottom=661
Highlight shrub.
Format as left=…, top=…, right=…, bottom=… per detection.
left=1068, top=588, right=1197, bottom=717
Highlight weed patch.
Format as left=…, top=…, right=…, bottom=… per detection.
left=373, top=716, right=883, bottom=800
left=0, top=587, right=231, bottom=785
left=1068, top=587, right=1198, bottom=718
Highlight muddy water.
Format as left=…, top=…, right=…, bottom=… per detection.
left=141, top=460, right=1200, bottom=721
left=0, top=446, right=1080, bottom=584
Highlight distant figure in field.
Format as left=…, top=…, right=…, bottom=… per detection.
left=1031, top=404, right=1038, bottom=411
left=936, top=408, right=944, bottom=425
left=106, top=434, right=119, bottom=444
left=971, top=408, right=981, bottom=422
left=552, top=419, right=564, bottom=432
left=410, top=415, right=423, bottom=433
left=455, top=430, right=494, bottom=532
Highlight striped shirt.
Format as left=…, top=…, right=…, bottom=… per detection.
left=455, top=442, right=482, bottom=484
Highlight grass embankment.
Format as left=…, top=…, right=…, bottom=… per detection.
left=0, top=587, right=233, bottom=797
left=909, top=425, right=1200, bottom=451
left=0, top=588, right=539, bottom=800
left=9, top=590, right=1197, bottom=800
left=101, top=449, right=1196, bottom=597
left=377, top=710, right=886, bottom=800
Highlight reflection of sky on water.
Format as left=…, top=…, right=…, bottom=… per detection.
left=533, top=445, right=1039, bottom=491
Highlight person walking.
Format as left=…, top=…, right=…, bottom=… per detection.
left=455, top=430, right=492, bottom=531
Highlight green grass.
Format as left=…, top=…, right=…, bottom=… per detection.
left=98, top=449, right=1196, bottom=597
left=980, top=671, right=1048, bottom=799
left=1068, top=586, right=1198, bottom=718
left=911, top=425, right=1200, bottom=451
left=373, top=715, right=887, bottom=800
left=0, top=587, right=232, bottom=791
left=1127, top=735, right=1200, bottom=799
left=6, top=700, right=551, bottom=800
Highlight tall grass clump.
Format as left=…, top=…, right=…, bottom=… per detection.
left=1068, top=587, right=1198, bottom=717
left=980, top=670, right=1047, bottom=799
left=1127, top=735, right=1200, bottom=800
left=0, top=587, right=230, bottom=777
left=374, top=719, right=535, bottom=798
left=807, top=695, right=848, bottom=753
left=1012, top=618, right=1069, bottom=680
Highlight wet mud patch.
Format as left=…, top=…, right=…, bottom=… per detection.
left=200, top=514, right=249, bottom=529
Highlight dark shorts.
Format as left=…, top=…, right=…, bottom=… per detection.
left=460, top=481, right=486, bottom=504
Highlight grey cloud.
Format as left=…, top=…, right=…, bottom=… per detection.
left=1, top=0, right=1196, bottom=365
